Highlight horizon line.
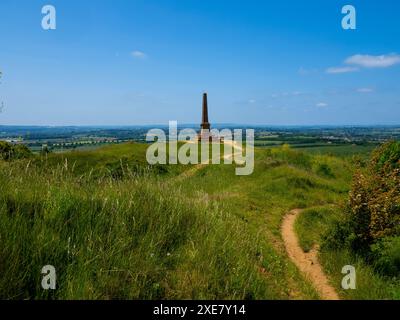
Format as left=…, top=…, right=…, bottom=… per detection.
left=1, top=123, right=400, bottom=128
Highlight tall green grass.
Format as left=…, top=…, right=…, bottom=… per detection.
left=295, top=206, right=400, bottom=299
left=0, top=158, right=276, bottom=299
left=0, top=142, right=376, bottom=300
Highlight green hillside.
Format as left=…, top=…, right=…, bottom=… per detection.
left=0, top=142, right=398, bottom=299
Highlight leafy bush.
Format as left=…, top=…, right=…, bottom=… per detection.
left=324, top=141, right=400, bottom=276
left=353, top=141, right=400, bottom=243
left=372, top=141, right=400, bottom=172
left=12, top=144, right=32, bottom=159
left=0, top=141, right=32, bottom=160
left=0, top=142, right=11, bottom=159
left=322, top=218, right=354, bottom=250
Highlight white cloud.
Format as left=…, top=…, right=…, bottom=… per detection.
left=357, top=87, right=374, bottom=93
left=326, top=66, right=359, bottom=74
left=131, top=50, right=147, bottom=59
left=345, top=54, right=400, bottom=68
left=326, top=53, right=400, bottom=75
left=316, top=102, right=328, bottom=108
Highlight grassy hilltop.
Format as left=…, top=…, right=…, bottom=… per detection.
left=0, top=142, right=398, bottom=299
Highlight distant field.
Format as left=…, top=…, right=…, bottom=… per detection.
left=292, top=144, right=377, bottom=157
left=255, top=140, right=377, bottom=157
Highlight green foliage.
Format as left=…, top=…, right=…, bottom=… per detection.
left=316, top=163, right=335, bottom=178
left=0, top=141, right=12, bottom=158
left=371, top=237, right=400, bottom=277
left=12, top=144, right=33, bottom=159
left=0, top=141, right=32, bottom=160
left=349, top=141, right=400, bottom=246
left=295, top=206, right=400, bottom=299
left=295, top=207, right=337, bottom=252
left=322, top=218, right=353, bottom=250
left=324, top=141, right=400, bottom=277
left=372, top=140, right=400, bottom=172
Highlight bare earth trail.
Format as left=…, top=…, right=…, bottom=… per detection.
left=174, top=140, right=244, bottom=182
left=222, top=140, right=245, bottom=163
left=282, top=209, right=340, bottom=300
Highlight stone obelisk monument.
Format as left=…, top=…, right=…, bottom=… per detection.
left=199, top=93, right=211, bottom=141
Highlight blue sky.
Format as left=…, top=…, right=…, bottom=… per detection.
left=0, top=0, right=400, bottom=126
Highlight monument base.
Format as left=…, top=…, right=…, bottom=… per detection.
left=197, top=130, right=221, bottom=142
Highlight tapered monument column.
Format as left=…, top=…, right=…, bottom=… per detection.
left=201, top=93, right=210, bottom=131
left=199, top=93, right=211, bottom=141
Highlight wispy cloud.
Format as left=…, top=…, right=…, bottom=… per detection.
left=131, top=50, right=147, bottom=59
left=346, top=54, right=400, bottom=68
left=357, top=87, right=374, bottom=93
left=327, top=53, right=400, bottom=74
left=316, top=102, right=328, bottom=108
left=326, top=66, right=358, bottom=74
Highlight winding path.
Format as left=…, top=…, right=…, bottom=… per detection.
left=281, top=209, right=340, bottom=300
left=174, top=140, right=244, bottom=182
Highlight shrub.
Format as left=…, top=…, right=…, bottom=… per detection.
left=12, top=144, right=32, bottom=159
left=372, top=141, right=400, bottom=172
left=322, top=218, right=354, bottom=250
left=348, top=141, right=400, bottom=249
left=1, top=141, right=33, bottom=160
left=371, top=237, right=400, bottom=277
left=0, top=141, right=13, bottom=160
left=324, top=141, right=400, bottom=276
